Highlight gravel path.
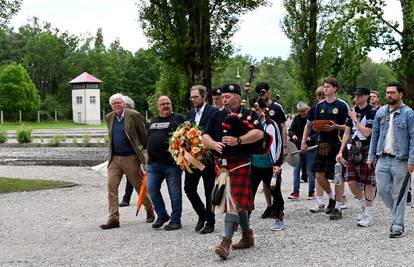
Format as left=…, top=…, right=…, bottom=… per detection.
left=1, top=164, right=414, bottom=266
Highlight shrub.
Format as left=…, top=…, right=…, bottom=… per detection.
left=0, top=129, right=8, bottom=143
left=72, top=137, right=78, bottom=144
left=82, top=133, right=91, bottom=146
left=48, top=134, right=66, bottom=147
left=104, top=135, right=109, bottom=143
left=16, top=127, right=32, bottom=143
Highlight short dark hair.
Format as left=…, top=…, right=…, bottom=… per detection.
left=323, top=76, right=339, bottom=89
left=386, top=82, right=404, bottom=93
left=191, top=85, right=207, bottom=97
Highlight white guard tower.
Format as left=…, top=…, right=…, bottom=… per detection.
left=69, top=72, right=102, bottom=125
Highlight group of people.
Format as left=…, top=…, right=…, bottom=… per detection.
left=99, top=76, right=414, bottom=260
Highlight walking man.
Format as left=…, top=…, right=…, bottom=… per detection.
left=301, top=77, right=349, bottom=219
left=185, top=85, right=218, bottom=234
left=146, top=96, right=186, bottom=231
left=100, top=93, right=154, bottom=229
left=203, top=83, right=264, bottom=260
left=367, top=82, right=414, bottom=238
left=336, top=87, right=377, bottom=226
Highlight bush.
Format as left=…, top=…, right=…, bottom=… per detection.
left=16, top=126, right=32, bottom=143
left=0, top=129, right=8, bottom=143
left=48, top=134, right=66, bottom=147
left=82, top=133, right=91, bottom=146
left=72, top=137, right=78, bottom=144
left=104, top=135, right=109, bottom=143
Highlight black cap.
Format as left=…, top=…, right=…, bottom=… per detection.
left=255, top=82, right=270, bottom=94
left=221, top=84, right=241, bottom=96
left=212, top=87, right=222, bottom=96
left=353, top=87, right=370, bottom=95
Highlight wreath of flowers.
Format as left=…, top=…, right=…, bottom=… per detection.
left=168, top=121, right=210, bottom=173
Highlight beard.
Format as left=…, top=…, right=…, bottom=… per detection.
left=386, top=98, right=398, bottom=105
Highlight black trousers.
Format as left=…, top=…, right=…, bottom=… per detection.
left=184, top=163, right=215, bottom=226
left=251, top=165, right=285, bottom=218
left=122, top=178, right=134, bottom=202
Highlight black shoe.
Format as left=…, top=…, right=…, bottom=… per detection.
left=199, top=224, right=214, bottom=234
left=389, top=228, right=405, bottom=238
left=326, top=199, right=336, bottom=214
left=261, top=206, right=272, bottom=219
left=119, top=200, right=130, bottom=207
left=99, top=220, right=120, bottom=230
left=195, top=218, right=205, bottom=231
left=152, top=215, right=170, bottom=229
left=329, top=208, right=342, bottom=220
left=164, top=222, right=182, bottom=231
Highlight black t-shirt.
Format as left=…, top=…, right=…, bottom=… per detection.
left=203, top=108, right=263, bottom=157
left=147, top=112, right=186, bottom=164
left=345, top=104, right=377, bottom=144
left=308, top=99, right=349, bottom=143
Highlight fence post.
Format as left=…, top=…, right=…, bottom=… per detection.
left=55, top=110, right=57, bottom=122
left=102, top=110, right=105, bottom=121
left=19, top=110, right=22, bottom=123
left=0, top=110, right=3, bottom=124
left=37, top=110, right=40, bottom=123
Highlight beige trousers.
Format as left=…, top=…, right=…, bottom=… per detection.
left=107, top=155, right=153, bottom=221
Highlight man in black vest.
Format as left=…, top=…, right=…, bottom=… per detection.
left=185, top=85, right=218, bottom=234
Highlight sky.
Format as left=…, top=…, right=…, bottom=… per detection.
left=10, top=0, right=403, bottom=63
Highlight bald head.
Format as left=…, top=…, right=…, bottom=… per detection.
left=157, top=95, right=173, bottom=117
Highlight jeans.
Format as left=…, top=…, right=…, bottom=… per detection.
left=293, top=150, right=315, bottom=193
left=184, top=163, right=215, bottom=226
left=375, top=156, right=410, bottom=230
left=147, top=162, right=183, bottom=224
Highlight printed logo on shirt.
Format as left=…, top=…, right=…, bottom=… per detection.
left=150, top=122, right=170, bottom=129
left=269, top=110, right=275, bottom=116
left=320, top=109, right=325, bottom=113
left=332, top=108, right=338, bottom=114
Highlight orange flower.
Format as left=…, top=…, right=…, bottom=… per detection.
left=191, top=146, right=200, bottom=155
left=191, top=138, right=201, bottom=145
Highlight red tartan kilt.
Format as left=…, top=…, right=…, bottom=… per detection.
left=215, top=159, right=254, bottom=211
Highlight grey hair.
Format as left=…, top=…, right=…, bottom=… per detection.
left=124, top=96, right=135, bottom=109
left=109, top=93, right=125, bottom=106
left=191, top=85, right=207, bottom=98
left=297, top=101, right=309, bottom=110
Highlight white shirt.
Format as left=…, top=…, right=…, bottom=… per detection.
left=194, top=102, right=206, bottom=126
left=383, top=112, right=395, bottom=154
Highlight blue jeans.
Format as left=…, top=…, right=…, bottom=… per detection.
left=147, top=162, right=182, bottom=224
left=292, top=150, right=315, bottom=193
left=375, top=156, right=409, bottom=230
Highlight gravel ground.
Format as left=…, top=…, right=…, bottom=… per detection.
left=1, top=164, right=414, bottom=266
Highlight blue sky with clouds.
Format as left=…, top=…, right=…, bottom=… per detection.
left=11, top=0, right=402, bottom=62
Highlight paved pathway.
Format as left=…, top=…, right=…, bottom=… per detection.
left=1, top=164, right=414, bottom=266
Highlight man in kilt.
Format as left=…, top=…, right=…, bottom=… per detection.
left=301, top=77, right=349, bottom=220
left=336, top=87, right=377, bottom=226
left=203, top=83, right=264, bottom=260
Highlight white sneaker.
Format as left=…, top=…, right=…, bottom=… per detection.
left=357, top=212, right=373, bottom=227
left=357, top=205, right=366, bottom=221
left=309, top=205, right=325, bottom=213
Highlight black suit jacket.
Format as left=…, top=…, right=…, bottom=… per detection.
left=187, top=103, right=218, bottom=130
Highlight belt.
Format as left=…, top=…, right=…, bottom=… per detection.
left=382, top=153, right=396, bottom=158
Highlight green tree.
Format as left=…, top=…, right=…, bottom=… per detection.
left=0, top=0, right=22, bottom=27
left=0, top=63, right=40, bottom=113
left=139, top=0, right=267, bottom=108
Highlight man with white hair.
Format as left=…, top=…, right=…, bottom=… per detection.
left=100, top=93, right=154, bottom=229
left=288, top=101, right=316, bottom=199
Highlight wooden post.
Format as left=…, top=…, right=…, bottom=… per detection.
left=37, top=110, right=40, bottom=123
left=55, top=110, right=57, bottom=122
left=19, top=110, right=22, bottom=123
left=0, top=110, right=3, bottom=124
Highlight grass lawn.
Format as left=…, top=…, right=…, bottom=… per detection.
left=0, top=177, right=76, bottom=193
left=0, top=121, right=106, bottom=130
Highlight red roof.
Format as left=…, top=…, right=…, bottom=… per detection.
left=69, top=72, right=102, bottom=84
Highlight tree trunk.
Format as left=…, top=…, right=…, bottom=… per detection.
left=401, top=0, right=414, bottom=108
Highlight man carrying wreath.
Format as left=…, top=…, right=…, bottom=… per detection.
left=203, top=83, right=264, bottom=260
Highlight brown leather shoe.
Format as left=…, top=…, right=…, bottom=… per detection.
left=232, top=229, right=254, bottom=249
left=99, top=220, right=120, bottom=230
left=214, top=237, right=232, bottom=260
left=146, top=208, right=155, bottom=223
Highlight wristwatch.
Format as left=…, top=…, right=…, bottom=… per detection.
left=237, top=137, right=242, bottom=145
